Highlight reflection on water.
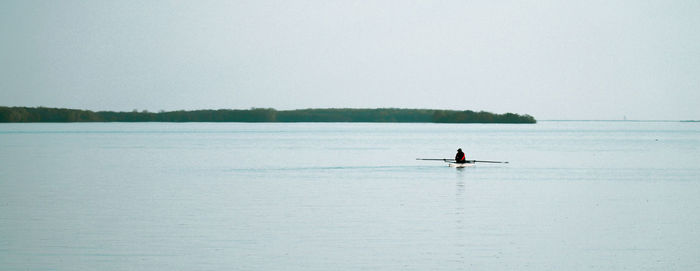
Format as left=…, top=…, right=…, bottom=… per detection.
left=453, top=172, right=467, bottom=265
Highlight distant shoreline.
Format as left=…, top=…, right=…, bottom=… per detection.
left=0, top=106, right=536, bottom=124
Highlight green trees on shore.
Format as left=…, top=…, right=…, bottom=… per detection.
left=432, top=110, right=536, bottom=123
left=0, top=106, right=536, bottom=123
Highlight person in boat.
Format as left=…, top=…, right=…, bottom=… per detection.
left=455, top=148, right=467, bottom=163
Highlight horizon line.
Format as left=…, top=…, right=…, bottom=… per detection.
left=541, top=119, right=698, bottom=122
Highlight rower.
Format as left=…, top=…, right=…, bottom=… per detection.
left=455, top=148, right=466, bottom=163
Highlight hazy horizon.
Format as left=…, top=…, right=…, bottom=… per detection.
left=2, top=1, right=699, bottom=120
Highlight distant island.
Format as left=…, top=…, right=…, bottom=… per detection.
left=0, top=106, right=536, bottom=124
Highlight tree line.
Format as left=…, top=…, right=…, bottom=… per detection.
left=0, top=106, right=536, bottom=123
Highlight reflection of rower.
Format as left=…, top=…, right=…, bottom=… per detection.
left=455, top=148, right=467, bottom=163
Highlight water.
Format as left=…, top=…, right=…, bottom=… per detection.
left=1, top=122, right=698, bottom=270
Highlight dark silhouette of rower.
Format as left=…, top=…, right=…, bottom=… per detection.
left=455, top=148, right=466, bottom=163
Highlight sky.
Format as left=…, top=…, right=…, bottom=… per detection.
left=1, top=0, right=699, bottom=120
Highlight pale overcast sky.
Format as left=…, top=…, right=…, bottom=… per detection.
left=1, top=0, right=698, bottom=120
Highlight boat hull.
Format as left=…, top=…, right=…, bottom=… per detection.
left=448, top=162, right=474, bottom=168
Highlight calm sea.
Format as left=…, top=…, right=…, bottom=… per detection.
left=1, top=122, right=698, bottom=270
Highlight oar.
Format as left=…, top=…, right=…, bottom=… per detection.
left=416, top=158, right=455, bottom=162
left=417, top=158, right=509, bottom=164
left=417, top=158, right=509, bottom=163
left=470, top=160, right=509, bottom=164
